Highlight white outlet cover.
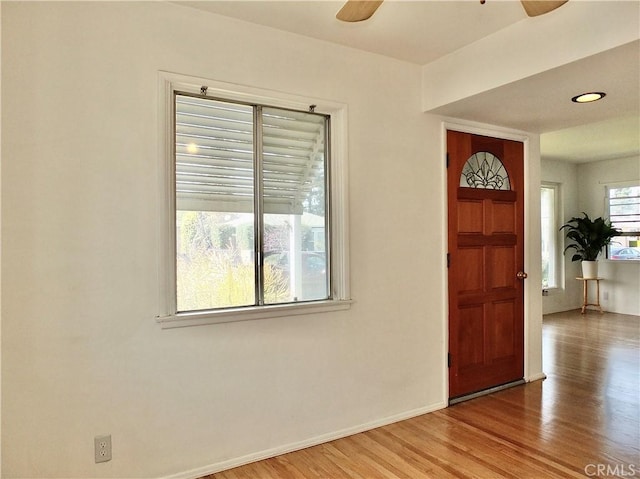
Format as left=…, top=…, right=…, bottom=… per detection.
left=94, top=435, right=112, bottom=463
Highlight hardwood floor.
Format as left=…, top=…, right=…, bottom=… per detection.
left=204, top=310, right=640, bottom=478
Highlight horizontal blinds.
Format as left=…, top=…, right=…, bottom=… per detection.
left=609, top=186, right=640, bottom=233
left=262, top=107, right=326, bottom=216
left=175, top=94, right=326, bottom=215
left=175, top=95, right=254, bottom=213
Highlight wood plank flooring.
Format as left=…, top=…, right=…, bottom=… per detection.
left=204, top=310, right=640, bottom=478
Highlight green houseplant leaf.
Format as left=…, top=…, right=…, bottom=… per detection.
left=560, top=212, right=621, bottom=261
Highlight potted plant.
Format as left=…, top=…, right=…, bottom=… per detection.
left=560, top=213, right=621, bottom=278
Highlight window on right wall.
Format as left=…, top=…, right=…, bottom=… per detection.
left=606, top=184, right=640, bottom=260
left=541, top=183, right=560, bottom=288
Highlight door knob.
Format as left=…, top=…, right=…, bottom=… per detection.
left=517, top=271, right=528, bottom=280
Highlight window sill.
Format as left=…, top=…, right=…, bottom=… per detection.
left=156, top=299, right=353, bottom=329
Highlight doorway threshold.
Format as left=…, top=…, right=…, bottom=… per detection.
left=449, top=379, right=525, bottom=406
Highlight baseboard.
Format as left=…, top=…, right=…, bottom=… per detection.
left=161, top=401, right=446, bottom=479
left=526, top=372, right=547, bottom=382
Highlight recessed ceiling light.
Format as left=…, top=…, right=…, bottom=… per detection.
left=571, top=92, right=606, bottom=103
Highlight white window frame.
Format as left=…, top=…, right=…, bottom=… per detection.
left=156, top=72, right=351, bottom=328
left=541, top=182, right=561, bottom=290
left=605, top=181, right=640, bottom=261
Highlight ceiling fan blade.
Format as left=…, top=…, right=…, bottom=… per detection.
left=336, top=0, right=384, bottom=22
left=520, top=0, right=568, bottom=17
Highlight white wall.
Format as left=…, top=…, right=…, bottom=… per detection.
left=524, top=134, right=544, bottom=382
left=1, top=3, right=544, bottom=478
left=1, top=3, right=444, bottom=478
left=541, top=159, right=582, bottom=314
left=578, top=156, right=640, bottom=316
left=0, top=3, right=3, bottom=475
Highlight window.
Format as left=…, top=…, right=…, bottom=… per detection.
left=606, top=184, right=640, bottom=261
left=460, top=152, right=510, bottom=190
left=541, top=183, right=559, bottom=288
left=157, top=74, right=350, bottom=327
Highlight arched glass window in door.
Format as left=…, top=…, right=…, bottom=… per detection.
left=459, top=151, right=511, bottom=190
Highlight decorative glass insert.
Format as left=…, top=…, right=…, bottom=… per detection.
left=459, top=152, right=511, bottom=190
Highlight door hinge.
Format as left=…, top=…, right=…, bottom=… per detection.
left=446, top=153, right=450, bottom=168
left=448, top=353, right=452, bottom=368
left=447, top=253, right=451, bottom=268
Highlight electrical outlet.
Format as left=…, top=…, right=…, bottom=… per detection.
left=94, top=435, right=112, bottom=463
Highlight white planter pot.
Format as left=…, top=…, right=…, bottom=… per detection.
left=581, top=261, right=598, bottom=279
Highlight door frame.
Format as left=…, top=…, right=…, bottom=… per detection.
left=440, top=120, right=546, bottom=406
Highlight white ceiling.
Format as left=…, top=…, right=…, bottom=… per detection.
left=179, top=0, right=639, bottom=163
left=180, top=0, right=529, bottom=65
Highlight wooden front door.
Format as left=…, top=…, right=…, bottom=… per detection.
left=447, top=130, right=525, bottom=400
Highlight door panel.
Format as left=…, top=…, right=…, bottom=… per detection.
left=493, top=301, right=517, bottom=357
left=458, top=200, right=484, bottom=233
left=489, top=246, right=516, bottom=288
left=458, top=305, right=484, bottom=367
left=458, top=248, right=484, bottom=292
left=447, top=130, right=525, bottom=400
left=492, top=202, right=516, bottom=233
